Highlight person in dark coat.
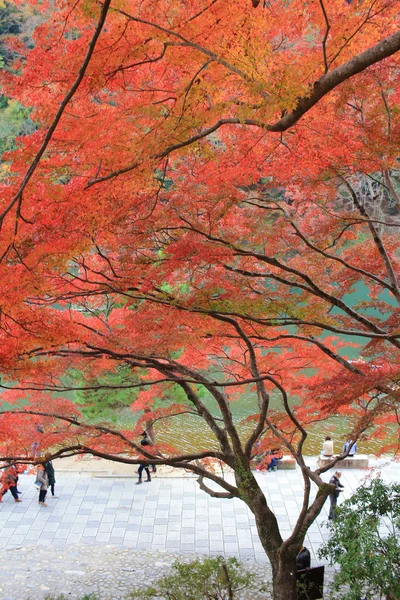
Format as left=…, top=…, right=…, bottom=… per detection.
left=136, top=432, right=152, bottom=484
left=141, top=431, right=157, bottom=473
left=267, top=448, right=283, bottom=471
left=296, top=546, right=311, bottom=571
left=328, top=470, right=345, bottom=520
left=44, top=456, right=57, bottom=498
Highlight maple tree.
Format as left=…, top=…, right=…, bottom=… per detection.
left=0, top=1, right=400, bottom=598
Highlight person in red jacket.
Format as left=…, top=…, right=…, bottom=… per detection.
left=0, top=463, right=22, bottom=503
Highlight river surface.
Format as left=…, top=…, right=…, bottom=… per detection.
left=118, top=389, right=396, bottom=456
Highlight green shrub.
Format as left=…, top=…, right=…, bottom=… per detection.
left=128, top=555, right=259, bottom=600
left=319, top=478, right=400, bottom=600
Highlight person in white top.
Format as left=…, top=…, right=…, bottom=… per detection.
left=321, top=436, right=334, bottom=456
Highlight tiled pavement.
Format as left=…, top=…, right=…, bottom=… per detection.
left=0, top=457, right=398, bottom=566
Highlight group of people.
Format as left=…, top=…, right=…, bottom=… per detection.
left=320, top=437, right=353, bottom=520
left=321, top=436, right=357, bottom=458
left=0, top=456, right=56, bottom=507
left=1, top=430, right=155, bottom=503
left=35, top=458, right=57, bottom=506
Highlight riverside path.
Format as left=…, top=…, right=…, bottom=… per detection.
left=0, top=456, right=397, bottom=599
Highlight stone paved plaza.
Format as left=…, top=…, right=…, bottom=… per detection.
left=0, top=457, right=398, bottom=599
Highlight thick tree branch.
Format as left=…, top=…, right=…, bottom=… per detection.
left=288, top=217, right=395, bottom=295
left=197, top=473, right=236, bottom=499
left=87, top=27, right=400, bottom=187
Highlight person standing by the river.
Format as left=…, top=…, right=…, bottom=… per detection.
left=328, top=471, right=344, bottom=520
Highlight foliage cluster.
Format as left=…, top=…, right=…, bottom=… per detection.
left=319, top=478, right=400, bottom=600
left=129, top=556, right=261, bottom=600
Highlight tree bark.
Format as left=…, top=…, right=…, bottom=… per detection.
left=271, top=563, right=298, bottom=600
left=234, top=459, right=302, bottom=600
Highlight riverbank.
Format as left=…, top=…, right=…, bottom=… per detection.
left=53, top=454, right=199, bottom=477
left=53, top=453, right=395, bottom=477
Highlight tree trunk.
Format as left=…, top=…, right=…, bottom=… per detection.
left=234, top=459, right=302, bottom=600
left=271, top=564, right=298, bottom=600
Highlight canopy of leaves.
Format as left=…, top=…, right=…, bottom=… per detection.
left=0, top=3, right=399, bottom=595
left=0, top=0, right=398, bottom=465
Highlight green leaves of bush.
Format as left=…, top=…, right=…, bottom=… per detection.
left=319, top=478, right=400, bottom=600
left=128, top=556, right=260, bottom=600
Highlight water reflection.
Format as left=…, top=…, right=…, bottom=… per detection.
left=119, top=401, right=395, bottom=455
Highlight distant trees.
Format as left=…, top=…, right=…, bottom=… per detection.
left=0, top=1, right=36, bottom=169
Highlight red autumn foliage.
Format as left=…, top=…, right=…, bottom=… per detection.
left=0, top=1, right=399, bottom=597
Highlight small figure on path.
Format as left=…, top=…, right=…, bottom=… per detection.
left=0, top=462, right=22, bottom=503
left=44, top=455, right=57, bottom=498
left=266, top=448, right=283, bottom=472
left=321, top=435, right=334, bottom=457
left=36, top=463, right=49, bottom=506
left=141, top=431, right=157, bottom=474
left=136, top=432, right=152, bottom=484
left=296, top=546, right=311, bottom=571
left=342, top=438, right=357, bottom=457
left=328, top=470, right=344, bottom=520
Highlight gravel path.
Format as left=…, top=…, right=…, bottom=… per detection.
left=0, top=545, right=270, bottom=600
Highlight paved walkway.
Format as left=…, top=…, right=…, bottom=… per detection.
left=0, top=457, right=398, bottom=599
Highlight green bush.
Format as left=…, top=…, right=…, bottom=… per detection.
left=128, top=555, right=260, bottom=600
left=42, top=557, right=267, bottom=600
left=319, top=478, right=400, bottom=600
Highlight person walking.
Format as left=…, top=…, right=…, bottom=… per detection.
left=0, top=463, right=22, bottom=503
left=141, top=431, right=157, bottom=474
left=328, top=470, right=344, bottom=520
left=31, top=424, right=44, bottom=458
left=44, top=456, right=57, bottom=498
left=36, top=464, right=49, bottom=506
left=136, top=432, right=152, bottom=484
